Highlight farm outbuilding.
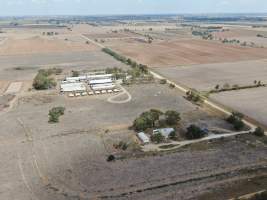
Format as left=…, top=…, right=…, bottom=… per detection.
left=60, top=82, right=86, bottom=92
left=91, top=83, right=115, bottom=91
left=137, top=132, right=150, bottom=145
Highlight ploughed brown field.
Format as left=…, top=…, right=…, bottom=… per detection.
left=106, top=38, right=267, bottom=67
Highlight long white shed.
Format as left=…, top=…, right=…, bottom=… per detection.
left=89, top=79, right=113, bottom=85
left=60, top=83, right=86, bottom=92
left=91, top=83, right=115, bottom=91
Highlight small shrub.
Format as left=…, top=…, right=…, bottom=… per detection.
left=107, top=154, right=115, bottom=162
left=169, top=83, right=175, bottom=89
left=253, top=127, right=265, bottom=137
left=159, top=79, right=167, bottom=84
left=48, top=106, right=65, bottom=123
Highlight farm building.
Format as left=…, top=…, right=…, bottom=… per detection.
left=91, top=83, right=115, bottom=91
left=137, top=132, right=150, bottom=145
left=89, top=78, right=113, bottom=85
left=60, top=82, right=86, bottom=92
left=153, top=128, right=175, bottom=139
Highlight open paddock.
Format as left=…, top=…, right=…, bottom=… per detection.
left=0, top=36, right=98, bottom=56
left=154, top=59, right=267, bottom=91
left=212, top=87, right=267, bottom=127
left=105, top=39, right=267, bottom=67
left=0, top=51, right=129, bottom=81
left=0, top=82, right=249, bottom=200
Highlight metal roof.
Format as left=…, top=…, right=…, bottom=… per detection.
left=137, top=132, right=150, bottom=144
left=60, top=83, right=86, bottom=92
left=89, top=79, right=112, bottom=85
left=91, top=83, right=115, bottom=91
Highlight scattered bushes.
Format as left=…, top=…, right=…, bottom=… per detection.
left=185, top=125, right=206, bottom=140
left=186, top=90, right=203, bottom=104
left=210, top=82, right=266, bottom=94
left=226, top=112, right=245, bottom=131
left=102, top=48, right=149, bottom=77
left=33, top=69, right=57, bottom=90
left=105, top=67, right=126, bottom=80
left=48, top=106, right=65, bottom=123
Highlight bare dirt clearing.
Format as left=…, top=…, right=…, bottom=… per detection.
left=105, top=39, right=267, bottom=67
left=0, top=83, right=238, bottom=200
left=154, top=59, right=267, bottom=91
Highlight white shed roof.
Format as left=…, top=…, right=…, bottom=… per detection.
left=88, top=74, right=113, bottom=80
left=89, top=79, right=112, bottom=85
left=91, top=83, right=115, bottom=91
left=137, top=132, right=150, bottom=144
left=60, top=83, right=86, bottom=92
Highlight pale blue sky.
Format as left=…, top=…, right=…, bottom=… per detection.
left=0, top=0, right=267, bottom=16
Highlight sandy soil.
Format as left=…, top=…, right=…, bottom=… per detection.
left=0, top=36, right=98, bottom=55
left=0, top=82, right=265, bottom=200
left=154, top=59, right=267, bottom=91
left=105, top=38, right=267, bottom=67
left=212, top=87, right=267, bottom=127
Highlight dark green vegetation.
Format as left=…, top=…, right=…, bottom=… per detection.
left=210, top=81, right=266, bottom=94
left=33, top=68, right=61, bottom=90
left=186, top=125, right=207, bottom=140
left=48, top=106, right=65, bottom=123
left=151, top=133, right=165, bottom=144
left=105, top=67, right=126, bottom=80
left=226, top=112, right=245, bottom=131
left=253, top=127, right=265, bottom=137
left=102, top=48, right=148, bottom=73
left=186, top=90, right=203, bottom=104
left=133, top=109, right=180, bottom=131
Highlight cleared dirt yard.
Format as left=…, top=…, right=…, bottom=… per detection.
left=154, top=59, right=267, bottom=91
left=105, top=39, right=267, bottom=67
left=0, top=83, right=242, bottom=200
left=212, top=87, right=267, bottom=127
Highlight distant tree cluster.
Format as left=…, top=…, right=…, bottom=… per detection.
left=43, top=32, right=58, bottom=36
left=133, top=109, right=180, bottom=132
